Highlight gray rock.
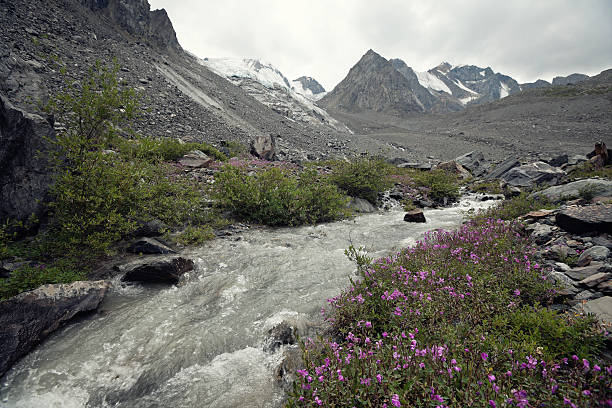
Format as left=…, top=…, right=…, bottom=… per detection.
left=556, top=204, right=612, bottom=234
left=532, top=179, right=612, bottom=202
left=118, top=256, right=194, bottom=284
left=549, top=271, right=578, bottom=288
left=179, top=150, right=213, bottom=168
left=531, top=223, right=553, bottom=245
left=404, top=209, right=426, bottom=223
left=543, top=244, right=570, bottom=261
left=554, top=262, right=571, bottom=272
left=577, top=296, right=612, bottom=324
left=0, top=280, right=110, bottom=377
left=348, top=197, right=377, bottom=213
left=250, top=134, right=276, bottom=161
left=127, top=238, right=175, bottom=255
left=0, top=96, right=54, bottom=226
left=501, top=161, right=565, bottom=187
left=398, top=162, right=434, bottom=170
left=567, top=155, right=588, bottom=166
left=485, top=158, right=520, bottom=179
left=592, top=235, right=612, bottom=249
left=544, top=154, right=569, bottom=168
left=578, top=246, right=610, bottom=264
left=263, top=322, right=297, bottom=353
left=435, top=160, right=471, bottom=179
left=578, top=272, right=611, bottom=288
left=574, top=290, right=599, bottom=301
left=565, top=262, right=606, bottom=281
left=454, top=151, right=484, bottom=173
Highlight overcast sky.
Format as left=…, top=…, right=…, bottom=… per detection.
left=148, top=0, right=612, bottom=91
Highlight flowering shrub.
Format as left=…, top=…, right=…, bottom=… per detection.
left=286, top=220, right=610, bottom=407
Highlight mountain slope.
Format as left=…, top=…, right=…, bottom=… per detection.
left=318, top=50, right=425, bottom=116
left=200, top=58, right=348, bottom=133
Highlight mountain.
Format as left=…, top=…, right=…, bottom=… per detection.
left=520, top=79, right=551, bottom=90
left=552, top=73, right=590, bottom=86
left=200, top=58, right=349, bottom=133
left=0, top=0, right=355, bottom=223
left=292, top=76, right=326, bottom=100
left=318, top=49, right=425, bottom=116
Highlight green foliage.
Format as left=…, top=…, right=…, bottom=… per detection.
left=0, top=262, right=87, bottom=300
left=567, top=161, right=612, bottom=181
left=174, top=225, right=215, bottom=246
left=543, top=84, right=612, bottom=97
left=122, top=136, right=227, bottom=162
left=409, top=168, right=461, bottom=201
left=472, top=192, right=555, bottom=221
left=329, top=157, right=393, bottom=204
left=470, top=180, right=503, bottom=195
left=222, top=140, right=250, bottom=158
left=213, top=165, right=349, bottom=226
left=344, top=244, right=372, bottom=277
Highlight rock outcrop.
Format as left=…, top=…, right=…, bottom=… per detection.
left=556, top=204, right=612, bottom=234
left=500, top=161, right=565, bottom=187
left=250, top=134, right=276, bottom=161
left=0, top=280, right=110, bottom=377
left=532, top=179, right=612, bottom=202
left=0, top=95, right=54, bottom=225
left=118, top=255, right=194, bottom=284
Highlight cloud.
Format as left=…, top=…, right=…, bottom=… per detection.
left=149, top=0, right=612, bottom=90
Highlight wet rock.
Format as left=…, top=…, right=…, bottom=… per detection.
left=0, top=280, right=110, bottom=378
left=532, top=179, right=612, bottom=202
left=250, top=134, right=276, bottom=161
left=556, top=204, right=612, bottom=234
left=348, top=197, right=377, bottom=213
left=178, top=150, right=213, bottom=168
left=500, top=161, right=565, bottom=187
left=263, top=322, right=297, bottom=353
left=118, top=256, right=194, bottom=284
left=577, top=296, right=612, bottom=324
left=485, top=158, right=520, bottom=179
left=404, top=209, right=426, bottom=223
left=577, top=245, right=610, bottom=264
left=127, top=238, right=175, bottom=255
left=274, top=347, right=303, bottom=392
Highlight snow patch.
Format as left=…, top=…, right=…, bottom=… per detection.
left=201, top=58, right=291, bottom=90
left=480, top=70, right=486, bottom=77
left=499, top=82, right=510, bottom=98
left=416, top=71, right=452, bottom=94
left=291, top=79, right=326, bottom=101
left=453, top=79, right=479, bottom=95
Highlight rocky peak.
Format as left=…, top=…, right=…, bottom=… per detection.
left=434, top=62, right=453, bottom=73
left=80, top=0, right=181, bottom=52
left=293, top=76, right=325, bottom=95
left=552, top=73, right=589, bottom=86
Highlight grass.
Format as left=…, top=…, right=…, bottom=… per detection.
left=286, top=220, right=609, bottom=407
left=567, top=162, right=612, bottom=181
left=470, top=192, right=556, bottom=221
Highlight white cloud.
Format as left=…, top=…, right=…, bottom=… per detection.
left=149, top=0, right=612, bottom=90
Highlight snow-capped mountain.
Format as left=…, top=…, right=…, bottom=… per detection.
left=292, top=76, right=326, bottom=101
left=200, top=58, right=348, bottom=133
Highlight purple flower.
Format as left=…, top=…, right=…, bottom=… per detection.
left=481, top=352, right=488, bottom=361
left=376, top=373, right=383, bottom=383
left=391, top=394, right=401, bottom=407
left=489, top=400, right=496, bottom=407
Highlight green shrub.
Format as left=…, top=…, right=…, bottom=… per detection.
left=472, top=192, right=555, bottom=221
left=470, top=180, right=503, bottom=195
left=213, top=165, right=349, bottom=226
left=410, top=168, right=461, bottom=202
left=329, top=157, right=393, bottom=204
left=175, top=225, right=215, bottom=246
left=123, top=137, right=227, bottom=162
left=0, top=262, right=87, bottom=300
left=567, top=161, right=612, bottom=181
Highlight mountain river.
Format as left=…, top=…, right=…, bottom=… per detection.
left=0, top=195, right=497, bottom=408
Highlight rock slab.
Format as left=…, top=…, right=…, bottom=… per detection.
left=532, top=179, right=612, bottom=202
left=556, top=204, right=612, bottom=234
left=0, top=280, right=110, bottom=378
left=579, top=296, right=612, bottom=325
left=501, top=161, right=565, bottom=187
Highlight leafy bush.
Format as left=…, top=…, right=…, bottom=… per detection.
left=174, top=224, right=215, bottom=246
left=329, top=158, right=393, bottom=204
left=409, top=168, right=461, bottom=202
left=287, top=220, right=609, bottom=407
left=123, top=136, right=227, bottom=162
left=0, top=262, right=87, bottom=300
left=213, top=166, right=349, bottom=226
left=472, top=192, right=555, bottom=221
left=470, top=180, right=503, bottom=195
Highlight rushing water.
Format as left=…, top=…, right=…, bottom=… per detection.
left=0, top=196, right=497, bottom=408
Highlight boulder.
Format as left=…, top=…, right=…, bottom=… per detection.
left=578, top=272, right=611, bottom=288
left=397, top=162, right=434, bottom=170
left=118, top=256, right=194, bottom=284
left=531, top=179, right=612, bottom=202
left=485, top=158, right=520, bottom=180
left=567, top=155, right=588, bottom=166
left=404, top=209, right=426, bottom=223
left=435, top=160, right=471, bottom=179
left=578, top=296, right=612, bottom=324
left=178, top=150, right=213, bottom=168
left=556, top=204, right=612, bottom=234
left=348, top=197, right=377, bottom=213
left=545, top=154, right=569, bottom=168
left=543, top=244, right=570, bottom=261
left=0, top=280, right=110, bottom=377
left=454, top=151, right=484, bottom=174
left=500, top=161, right=565, bottom=187
left=250, top=134, right=276, bottom=161
left=592, top=235, right=612, bottom=249
left=127, top=238, right=175, bottom=255
left=263, top=322, right=297, bottom=353
left=0, top=95, right=54, bottom=226
left=530, top=223, right=553, bottom=245
left=578, top=246, right=610, bottom=264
